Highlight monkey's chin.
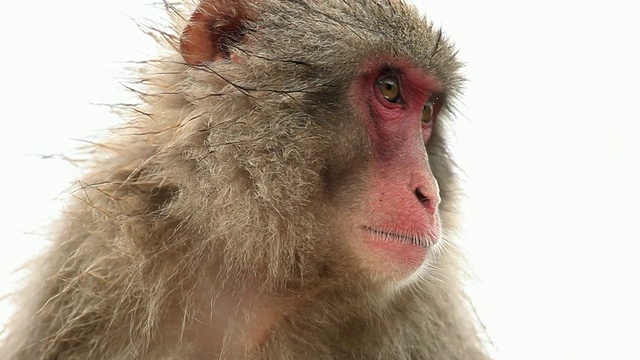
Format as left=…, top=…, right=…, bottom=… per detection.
left=357, top=226, right=435, bottom=281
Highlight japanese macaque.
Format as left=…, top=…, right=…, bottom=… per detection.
left=0, top=0, right=490, bottom=359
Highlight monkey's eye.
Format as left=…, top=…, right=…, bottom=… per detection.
left=421, top=102, right=434, bottom=124
left=421, top=95, right=441, bottom=124
left=376, top=76, right=401, bottom=103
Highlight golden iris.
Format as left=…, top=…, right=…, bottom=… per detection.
left=421, top=101, right=434, bottom=124
left=376, top=76, right=401, bottom=103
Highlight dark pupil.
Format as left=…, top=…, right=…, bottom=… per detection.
left=386, top=84, right=393, bottom=91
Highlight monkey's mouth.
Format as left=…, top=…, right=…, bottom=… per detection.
left=358, top=225, right=433, bottom=274
left=361, top=226, right=433, bottom=248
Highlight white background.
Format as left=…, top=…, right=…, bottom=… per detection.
left=1, top=1, right=639, bottom=359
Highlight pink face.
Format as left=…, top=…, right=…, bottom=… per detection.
left=351, top=59, right=444, bottom=282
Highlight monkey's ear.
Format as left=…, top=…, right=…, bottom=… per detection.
left=180, top=0, right=253, bottom=65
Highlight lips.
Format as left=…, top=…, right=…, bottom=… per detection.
left=362, top=226, right=435, bottom=248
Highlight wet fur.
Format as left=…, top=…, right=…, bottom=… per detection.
left=0, top=1, right=490, bottom=359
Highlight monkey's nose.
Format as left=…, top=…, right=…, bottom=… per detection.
left=414, top=187, right=439, bottom=215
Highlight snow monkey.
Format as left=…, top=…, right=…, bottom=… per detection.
left=0, top=0, right=490, bottom=359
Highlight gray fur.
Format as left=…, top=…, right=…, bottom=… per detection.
left=0, top=1, right=489, bottom=359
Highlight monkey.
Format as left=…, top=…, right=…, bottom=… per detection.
left=0, top=0, right=490, bottom=359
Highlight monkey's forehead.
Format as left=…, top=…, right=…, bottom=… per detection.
left=246, top=0, right=464, bottom=96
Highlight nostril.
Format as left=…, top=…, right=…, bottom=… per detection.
left=414, top=187, right=438, bottom=215
left=414, top=188, right=429, bottom=204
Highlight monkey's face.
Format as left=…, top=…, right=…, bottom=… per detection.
left=178, top=0, right=463, bottom=288
left=322, top=58, right=444, bottom=285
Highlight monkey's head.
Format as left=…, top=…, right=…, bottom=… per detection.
left=155, top=0, right=463, bottom=292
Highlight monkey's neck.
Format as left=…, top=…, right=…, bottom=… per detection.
left=191, top=278, right=320, bottom=357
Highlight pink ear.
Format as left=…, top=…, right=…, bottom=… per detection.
left=180, top=0, right=253, bottom=65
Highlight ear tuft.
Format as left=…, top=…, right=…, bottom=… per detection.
left=180, top=0, right=252, bottom=65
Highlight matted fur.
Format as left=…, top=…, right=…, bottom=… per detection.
left=0, top=0, right=490, bottom=359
